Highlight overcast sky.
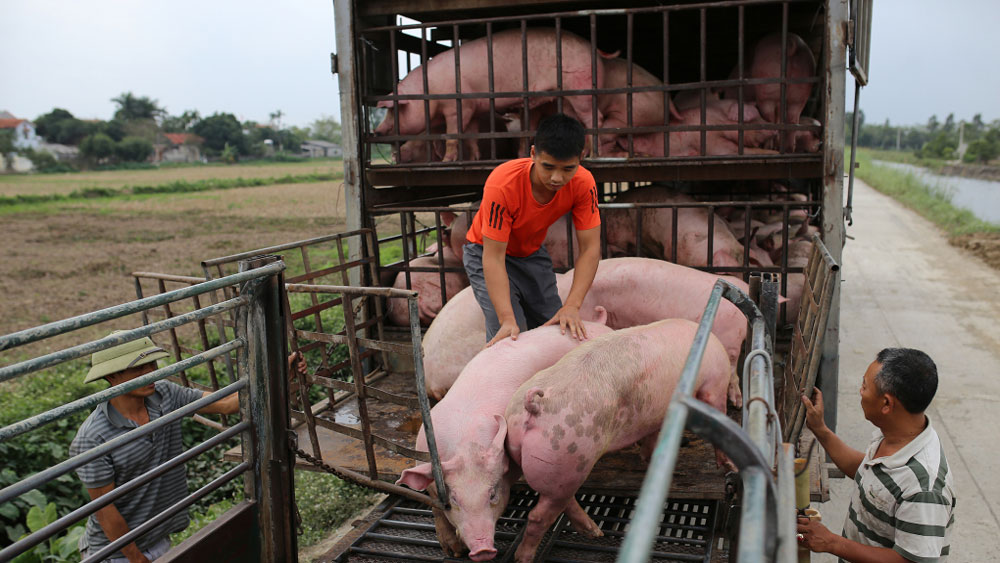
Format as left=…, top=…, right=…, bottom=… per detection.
left=2, top=0, right=998, bottom=130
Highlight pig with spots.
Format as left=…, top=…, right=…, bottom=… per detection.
left=398, top=309, right=612, bottom=560
left=423, top=257, right=751, bottom=406
left=504, top=318, right=732, bottom=562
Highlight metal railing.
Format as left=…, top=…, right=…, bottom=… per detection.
left=617, top=276, right=797, bottom=562
left=0, top=259, right=294, bottom=562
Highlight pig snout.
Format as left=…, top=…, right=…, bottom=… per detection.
left=467, top=543, right=498, bottom=561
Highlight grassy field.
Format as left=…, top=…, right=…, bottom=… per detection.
left=0, top=159, right=345, bottom=197
left=0, top=160, right=404, bottom=560
left=860, top=147, right=951, bottom=172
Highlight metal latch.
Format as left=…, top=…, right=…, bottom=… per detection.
left=330, top=53, right=339, bottom=76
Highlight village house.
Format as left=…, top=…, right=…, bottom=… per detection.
left=301, top=139, right=343, bottom=158
left=154, top=132, right=205, bottom=163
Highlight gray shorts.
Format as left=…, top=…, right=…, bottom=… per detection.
left=463, top=242, right=563, bottom=341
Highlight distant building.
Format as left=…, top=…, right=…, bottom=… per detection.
left=0, top=116, right=40, bottom=150
left=154, top=133, right=205, bottom=163
left=38, top=143, right=79, bottom=161
left=301, top=139, right=343, bottom=158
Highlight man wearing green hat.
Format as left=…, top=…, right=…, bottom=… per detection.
left=69, top=333, right=304, bottom=562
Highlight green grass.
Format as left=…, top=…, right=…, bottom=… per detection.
left=856, top=149, right=1000, bottom=236
left=861, top=147, right=950, bottom=173
left=0, top=172, right=339, bottom=207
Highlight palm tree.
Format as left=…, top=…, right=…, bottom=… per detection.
left=111, top=92, right=164, bottom=122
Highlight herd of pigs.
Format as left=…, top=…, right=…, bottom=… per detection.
left=372, top=25, right=820, bottom=562
left=373, top=28, right=819, bottom=160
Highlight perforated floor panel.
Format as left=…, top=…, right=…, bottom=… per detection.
left=335, top=487, right=721, bottom=562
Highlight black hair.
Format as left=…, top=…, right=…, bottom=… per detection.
left=874, top=348, right=938, bottom=414
left=533, top=114, right=586, bottom=159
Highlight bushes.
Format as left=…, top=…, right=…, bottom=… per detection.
left=115, top=136, right=153, bottom=163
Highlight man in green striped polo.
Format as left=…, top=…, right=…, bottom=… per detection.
left=796, top=348, right=955, bottom=562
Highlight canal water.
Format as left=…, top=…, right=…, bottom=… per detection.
left=873, top=160, right=1000, bottom=225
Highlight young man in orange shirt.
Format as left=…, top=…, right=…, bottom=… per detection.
left=463, top=113, right=601, bottom=347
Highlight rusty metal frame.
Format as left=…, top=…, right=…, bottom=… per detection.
left=781, top=233, right=839, bottom=443
left=358, top=0, right=824, bottom=173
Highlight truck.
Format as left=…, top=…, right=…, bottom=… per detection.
left=0, top=0, right=871, bottom=561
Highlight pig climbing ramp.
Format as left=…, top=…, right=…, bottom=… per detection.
left=333, top=487, right=722, bottom=562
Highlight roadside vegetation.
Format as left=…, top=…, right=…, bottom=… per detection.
left=855, top=148, right=1000, bottom=271
left=0, top=162, right=426, bottom=560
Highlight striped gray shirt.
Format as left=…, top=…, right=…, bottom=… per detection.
left=70, top=381, right=204, bottom=558
left=841, top=417, right=955, bottom=563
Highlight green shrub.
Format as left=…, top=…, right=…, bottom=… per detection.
left=115, top=137, right=153, bottom=163
left=293, top=471, right=375, bottom=547
left=8, top=492, right=85, bottom=563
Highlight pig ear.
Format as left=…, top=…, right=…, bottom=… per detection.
left=712, top=249, right=741, bottom=269
left=376, top=100, right=393, bottom=109
left=491, top=415, right=508, bottom=454
left=668, top=99, right=683, bottom=122
left=591, top=305, right=608, bottom=326
left=440, top=211, right=456, bottom=227
left=397, top=463, right=434, bottom=491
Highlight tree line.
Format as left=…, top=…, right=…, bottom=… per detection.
left=847, top=110, right=1000, bottom=163
left=1, top=92, right=343, bottom=171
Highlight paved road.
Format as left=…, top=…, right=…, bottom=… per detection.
left=813, top=179, right=1000, bottom=562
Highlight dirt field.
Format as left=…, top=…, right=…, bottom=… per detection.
left=0, top=159, right=344, bottom=197
left=0, top=177, right=348, bottom=359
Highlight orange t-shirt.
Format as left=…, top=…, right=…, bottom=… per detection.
left=466, top=158, right=601, bottom=257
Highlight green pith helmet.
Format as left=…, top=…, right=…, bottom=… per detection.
left=84, top=331, right=169, bottom=383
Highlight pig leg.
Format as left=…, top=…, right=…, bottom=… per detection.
left=563, top=497, right=603, bottom=538
left=515, top=495, right=568, bottom=563
left=442, top=100, right=477, bottom=162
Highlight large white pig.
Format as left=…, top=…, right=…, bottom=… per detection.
left=374, top=28, right=607, bottom=161
left=504, top=319, right=731, bottom=563
left=422, top=257, right=751, bottom=406
left=387, top=247, right=469, bottom=327
left=398, top=311, right=612, bottom=560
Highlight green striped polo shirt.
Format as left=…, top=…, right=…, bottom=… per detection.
left=841, top=417, right=955, bottom=563
left=69, top=381, right=204, bottom=559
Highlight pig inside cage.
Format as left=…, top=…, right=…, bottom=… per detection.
left=374, top=177, right=822, bottom=331
left=358, top=1, right=826, bottom=167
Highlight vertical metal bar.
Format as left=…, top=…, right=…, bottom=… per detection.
left=821, top=0, right=848, bottom=433
left=486, top=22, right=495, bottom=161
left=737, top=5, right=745, bottom=154
left=453, top=24, right=465, bottom=162
left=202, top=265, right=238, bottom=385
left=363, top=230, right=391, bottom=371
left=192, top=292, right=227, bottom=427
left=626, top=13, right=635, bottom=156
left=389, top=27, right=401, bottom=163
left=777, top=443, right=798, bottom=563
left=400, top=211, right=412, bottom=288
left=434, top=212, right=447, bottom=307
left=133, top=277, right=149, bottom=326
left=158, top=278, right=189, bottom=387
left=671, top=206, right=679, bottom=262
left=699, top=8, right=707, bottom=156
left=591, top=12, right=599, bottom=155
left=737, top=467, right=769, bottom=562
left=564, top=212, right=575, bottom=269
left=555, top=18, right=563, bottom=114
left=781, top=205, right=790, bottom=324
left=779, top=2, right=789, bottom=153
left=420, top=26, right=431, bottom=149
left=662, top=11, right=671, bottom=157
left=300, top=246, right=327, bottom=353
left=409, top=295, right=449, bottom=508
left=707, top=204, right=715, bottom=268
left=342, top=288, right=379, bottom=479
left=238, top=256, right=295, bottom=562
left=845, top=80, right=862, bottom=225
left=634, top=205, right=643, bottom=259
left=521, top=20, right=530, bottom=156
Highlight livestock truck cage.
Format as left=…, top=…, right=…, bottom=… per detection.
left=0, top=0, right=872, bottom=561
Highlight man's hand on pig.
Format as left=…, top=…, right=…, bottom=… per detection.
left=544, top=304, right=588, bottom=340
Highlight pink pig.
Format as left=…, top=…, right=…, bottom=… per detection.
left=603, top=186, right=749, bottom=269
left=423, top=257, right=751, bottom=407
left=397, top=311, right=612, bottom=560
left=387, top=247, right=469, bottom=327
left=622, top=98, right=777, bottom=157
left=374, top=28, right=607, bottom=161
left=504, top=318, right=731, bottom=563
